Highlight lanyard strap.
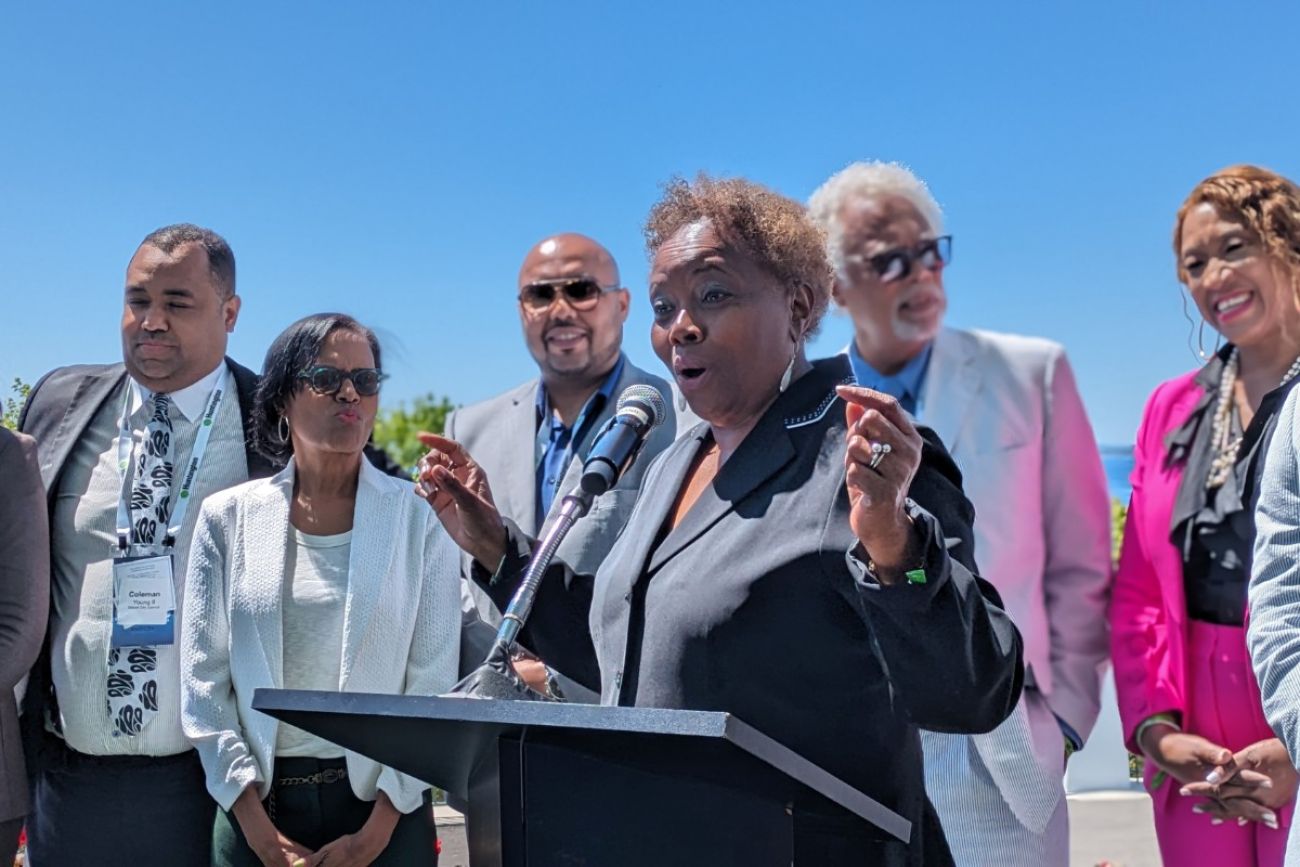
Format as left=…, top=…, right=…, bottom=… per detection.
left=116, top=369, right=229, bottom=551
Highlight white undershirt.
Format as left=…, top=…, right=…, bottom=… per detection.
left=275, top=528, right=351, bottom=759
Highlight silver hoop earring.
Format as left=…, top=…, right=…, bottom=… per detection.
left=1180, top=289, right=1200, bottom=361
left=278, top=415, right=291, bottom=444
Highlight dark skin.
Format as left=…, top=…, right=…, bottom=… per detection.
left=233, top=329, right=401, bottom=867
left=1181, top=202, right=1300, bottom=426
left=1141, top=203, right=1300, bottom=828
left=416, top=219, right=925, bottom=583
left=121, top=242, right=240, bottom=393
left=517, top=233, right=630, bottom=425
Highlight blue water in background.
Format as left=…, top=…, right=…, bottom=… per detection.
left=1101, top=444, right=1135, bottom=502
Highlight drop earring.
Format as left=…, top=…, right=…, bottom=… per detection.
left=779, top=344, right=799, bottom=394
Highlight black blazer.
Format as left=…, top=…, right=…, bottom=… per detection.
left=476, top=356, right=1024, bottom=866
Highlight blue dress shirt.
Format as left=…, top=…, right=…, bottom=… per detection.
left=846, top=341, right=933, bottom=416
left=534, top=355, right=626, bottom=521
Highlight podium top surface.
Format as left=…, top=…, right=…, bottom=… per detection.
left=252, top=688, right=911, bottom=843
left=258, top=687, right=738, bottom=735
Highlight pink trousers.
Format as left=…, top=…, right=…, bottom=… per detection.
left=1151, top=620, right=1293, bottom=866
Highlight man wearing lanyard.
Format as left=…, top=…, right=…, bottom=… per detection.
left=444, top=233, right=679, bottom=698
left=808, top=163, right=1111, bottom=866
left=17, top=224, right=278, bottom=866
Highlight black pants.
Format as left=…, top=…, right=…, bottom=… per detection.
left=212, top=757, right=438, bottom=866
left=0, top=816, right=22, bottom=867
left=26, top=736, right=214, bottom=866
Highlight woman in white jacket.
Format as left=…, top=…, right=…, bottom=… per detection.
left=182, top=313, right=461, bottom=866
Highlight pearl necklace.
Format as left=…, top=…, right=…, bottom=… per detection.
left=1206, top=348, right=1300, bottom=489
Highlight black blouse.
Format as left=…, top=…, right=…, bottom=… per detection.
left=1168, top=346, right=1300, bottom=625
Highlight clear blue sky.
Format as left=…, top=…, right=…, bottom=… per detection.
left=3, top=1, right=1298, bottom=444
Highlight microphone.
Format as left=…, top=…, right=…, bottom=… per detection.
left=445, top=384, right=667, bottom=702
left=580, top=385, right=668, bottom=496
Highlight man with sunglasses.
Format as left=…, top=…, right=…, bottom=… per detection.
left=809, top=164, right=1111, bottom=866
left=444, top=233, right=678, bottom=696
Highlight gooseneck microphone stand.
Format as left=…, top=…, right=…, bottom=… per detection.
left=446, top=484, right=597, bottom=701
left=445, top=384, right=666, bottom=701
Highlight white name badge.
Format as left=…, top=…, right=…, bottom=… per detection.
left=111, top=554, right=176, bottom=647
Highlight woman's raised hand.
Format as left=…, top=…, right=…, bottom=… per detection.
left=837, top=385, right=925, bottom=583
left=414, top=432, right=507, bottom=568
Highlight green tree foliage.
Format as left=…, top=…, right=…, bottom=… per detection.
left=2, top=378, right=31, bottom=430
left=372, top=394, right=457, bottom=473
left=1112, top=499, right=1128, bottom=568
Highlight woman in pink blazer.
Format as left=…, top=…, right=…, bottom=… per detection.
left=1112, top=165, right=1300, bottom=866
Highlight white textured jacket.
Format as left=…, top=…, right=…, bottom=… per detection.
left=180, top=457, right=462, bottom=813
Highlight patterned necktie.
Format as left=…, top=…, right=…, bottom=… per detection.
left=107, top=392, right=175, bottom=737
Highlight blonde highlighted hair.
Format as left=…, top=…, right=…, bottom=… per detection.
left=1174, top=165, right=1300, bottom=285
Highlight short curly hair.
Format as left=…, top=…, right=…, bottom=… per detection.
left=1174, top=165, right=1300, bottom=286
left=643, top=174, right=833, bottom=336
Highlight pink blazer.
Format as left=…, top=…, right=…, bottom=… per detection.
left=1110, top=370, right=1268, bottom=752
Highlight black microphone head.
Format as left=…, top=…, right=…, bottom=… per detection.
left=616, top=385, right=667, bottom=429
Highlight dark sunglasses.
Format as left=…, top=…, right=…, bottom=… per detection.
left=297, top=365, right=386, bottom=397
left=518, top=278, right=618, bottom=312
left=856, top=235, right=953, bottom=283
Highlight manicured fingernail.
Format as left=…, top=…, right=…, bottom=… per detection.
left=1211, top=818, right=1223, bottom=825
left=1206, top=770, right=1222, bottom=784
left=1265, top=812, right=1279, bottom=829
left=1191, top=803, right=1205, bottom=812
left=1180, top=787, right=1192, bottom=796
left=1238, top=817, right=1249, bottom=826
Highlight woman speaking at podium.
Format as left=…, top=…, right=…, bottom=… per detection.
left=418, top=176, right=1024, bottom=865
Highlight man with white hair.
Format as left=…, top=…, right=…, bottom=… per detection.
left=809, top=163, right=1111, bottom=865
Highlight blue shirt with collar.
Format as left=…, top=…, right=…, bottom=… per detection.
left=534, top=355, right=626, bottom=521
left=846, top=340, right=933, bottom=416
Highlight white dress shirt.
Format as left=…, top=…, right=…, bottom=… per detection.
left=49, top=361, right=249, bottom=756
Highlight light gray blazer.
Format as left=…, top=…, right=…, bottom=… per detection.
left=0, top=429, right=48, bottom=823
left=180, top=457, right=463, bottom=813
left=850, top=326, right=1112, bottom=836
left=1249, top=385, right=1300, bottom=865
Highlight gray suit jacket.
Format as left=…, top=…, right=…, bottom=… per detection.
left=473, top=356, right=1024, bottom=865
left=444, top=356, right=679, bottom=577
left=0, top=429, right=48, bottom=822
